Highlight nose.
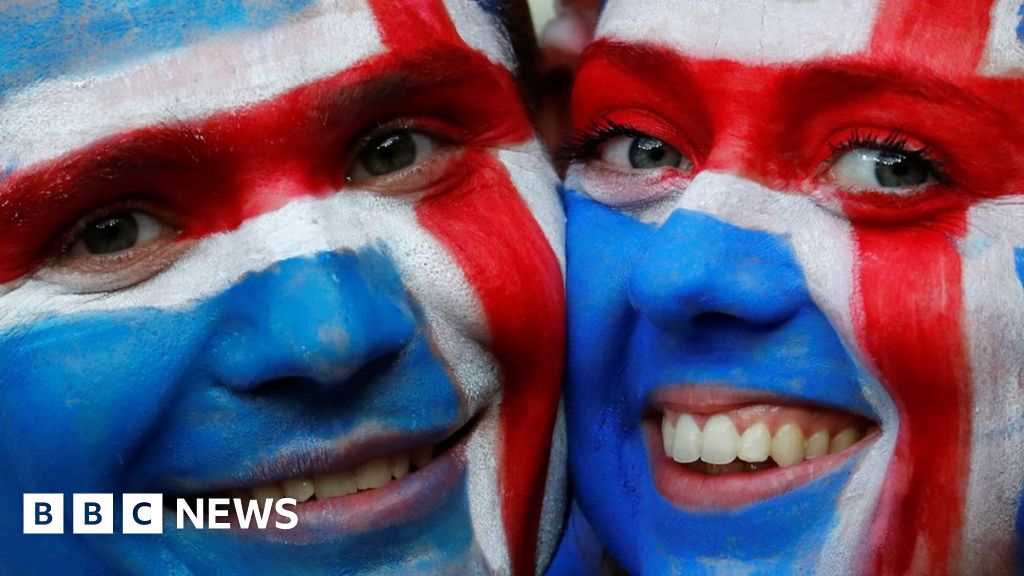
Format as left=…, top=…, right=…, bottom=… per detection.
left=628, top=209, right=807, bottom=333
left=206, top=249, right=417, bottom=391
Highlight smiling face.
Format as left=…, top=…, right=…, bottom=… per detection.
left=564, top=0, right=1024, bottom=573
left=0, top=1, right=565, bottom=574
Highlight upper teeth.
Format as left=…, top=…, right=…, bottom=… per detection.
left=662, top=412, right=864, bottom=468
left=238, top=446, right=434, bottom=505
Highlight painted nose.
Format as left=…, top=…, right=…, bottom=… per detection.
left=206, top=249, right=417, bottom=391
left=628, top=209, right=807, bottom=333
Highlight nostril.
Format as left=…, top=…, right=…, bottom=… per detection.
left=690, top=311, right=790, bottom=333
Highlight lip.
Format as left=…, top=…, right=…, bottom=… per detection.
left=164, top=411, right=484, bottom=542
left=646, top=386, right=880, bottom=509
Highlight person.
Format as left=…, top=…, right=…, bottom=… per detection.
left=0, top=1, right=566, bottom=574
left=559, top=0, right=1024, bottom=573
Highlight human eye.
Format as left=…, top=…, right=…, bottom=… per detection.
left=828, top=131, right=945, bottom=195
left=39, top=205, right=188, bottom=292
left=344, top=121, right=459, bottom=194
left=565, top=119, right=695, bottom=208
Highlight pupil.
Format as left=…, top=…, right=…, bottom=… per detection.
left=362, top=132, right=417, bottom=176
left=82, top=213, right=139, bottom=255
left=629, top=136, right=681, bottom=169
left=875, top=150, right=929, bottom=187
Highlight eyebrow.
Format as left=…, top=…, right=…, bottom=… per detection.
left=1, top=44, right=500, bottom=206
left=784, top=61, right=996, bottom=112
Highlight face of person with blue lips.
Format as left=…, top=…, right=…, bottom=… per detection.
left=563, top=0, right=1024, bottom=573
left=0, top=1, right=566, bottom=574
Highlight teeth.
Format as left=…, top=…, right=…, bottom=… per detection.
left=830, top=428, right=862, bottom=454
left=281, top=477, right=315, bottom=503
left=221, top=446, right=438, bottom=508
left=662, top=413, right=676, bottom=457
left=313, top=471, right=358, bottom=499
left=805, top=430, right=830, bottom=459
left=738, top=422, right=771, bottom=463
left=251, top=483, right=283, bottom=502
left=356, top=458, right=392, bottom=490
left=390, top=452, right=411, bottom=480
left=700, top=415, right=740, bottom=465
left=671, top=414, right=702, bottom=464
left=771, top=423, right=805, bottom=467
left=661, top=411, right=868, bottom=471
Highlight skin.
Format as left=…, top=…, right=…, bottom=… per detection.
left=0, top=1, right=565, bottom=574
left=561, top=0, right=1024, bottom=574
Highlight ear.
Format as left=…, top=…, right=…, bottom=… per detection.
left=535, top=0, right=600, bottom=167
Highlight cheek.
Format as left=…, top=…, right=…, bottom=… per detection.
left=0, top=308, right=210, bottom=486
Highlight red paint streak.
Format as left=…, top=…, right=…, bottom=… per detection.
left=852, top=213, right=972, bottom=575
left=369, top=0, right=462, bottom=52
left=870, top=0, right=994, bottom=75
left=416, top=150, right=564, bottom=576
left=573, top=42, right=1024, bottom=204
left=0, top=45, right=530, bottom=283
left=370, top=3, right=561, bottom=572
left=569, top=42, right=1023, bottom=571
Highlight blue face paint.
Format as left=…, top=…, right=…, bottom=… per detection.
left=0, top=0, right=314, bottom=99
left=564, top=189, right=877, bottom=573
left=1017, top=2, right=1024, bottom=43
left=0, top=248, right=483, bottom=575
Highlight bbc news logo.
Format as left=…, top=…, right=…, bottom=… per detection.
left=23, top=494, right=298, bottom=534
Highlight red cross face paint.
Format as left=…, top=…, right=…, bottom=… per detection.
left=563, top=1, right=1024, bottom=574
left=0, top=2, right=565, bottom=575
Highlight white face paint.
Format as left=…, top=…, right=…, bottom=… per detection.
left=563, top=1, right=1024, bottom=574
left=0, top=2, right=565, bottom=574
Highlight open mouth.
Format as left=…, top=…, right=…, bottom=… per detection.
left=647, top=387, right=879, bottom=508
left=169, top=414, right=480, bottom=538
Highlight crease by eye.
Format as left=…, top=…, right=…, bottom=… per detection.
left=40, top=208, right=189, bottom=293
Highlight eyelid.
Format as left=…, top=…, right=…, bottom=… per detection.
left=342, top=117, right=465, bottom=189
left=566, top=110, right=697, bottom=168
left=822, top=128, right=949, bottom=183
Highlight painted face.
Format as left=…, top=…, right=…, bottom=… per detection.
left=0, top=2, right=565, bottom=574
left=564, top=0, right=1024, bottom=573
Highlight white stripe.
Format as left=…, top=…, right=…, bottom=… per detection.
left=568, top=169, right=898, bottom=571
left=466, top=406, right=510, bottom=572
left=958, top=199, right=1024, bottom=574
left=980, top=0, right=1024, bottom=76
left=499, top=142, right=566, bottom=275
left=596, top=0, right=883, bottom=64
left=673, top=173, right=897, bottom=574
left=535, top=399, right=568, bottom=575
left=444, top=0, right=516, bottom=69
left=0, top=0, right=383, bottom=170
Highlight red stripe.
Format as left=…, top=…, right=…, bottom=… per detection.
left=869, top=0, right=995, bottom=74
left=851, top=211, right=972, bottom=574
left=416, top=150, right=565, bottom=576
left=0, top=41, right=530, bottom=284
left=369, top=0, right=464, bottom=51
left=370, top=3, right=562, bottom=572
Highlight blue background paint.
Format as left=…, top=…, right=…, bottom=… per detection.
left=0, top=0, right=314, bottom=99
left=561, top=189, right=877, bottom=573
left=0, top=248, right=482, bottom=574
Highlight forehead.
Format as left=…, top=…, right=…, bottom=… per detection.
left=597, top=0, right=1024, bottom=76
left=0, top=0, right=511, bottom=170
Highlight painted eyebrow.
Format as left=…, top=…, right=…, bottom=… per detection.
left=785, top=61, right=994, bottom=111
left=0, top=49, right=491, bottom=203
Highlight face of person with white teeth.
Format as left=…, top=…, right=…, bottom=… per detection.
left=563, top=0, right=1024, bottom=573
left=0, top=2, right=566, bottom=574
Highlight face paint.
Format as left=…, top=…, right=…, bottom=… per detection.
left=564, top=0, right=1024, bottom=573
left=0, top=1, right=566, bottom=574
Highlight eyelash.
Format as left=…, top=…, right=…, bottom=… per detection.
left=562, top=118, right=647, bottom=165
left=829, top=129, right=950, bottom=185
